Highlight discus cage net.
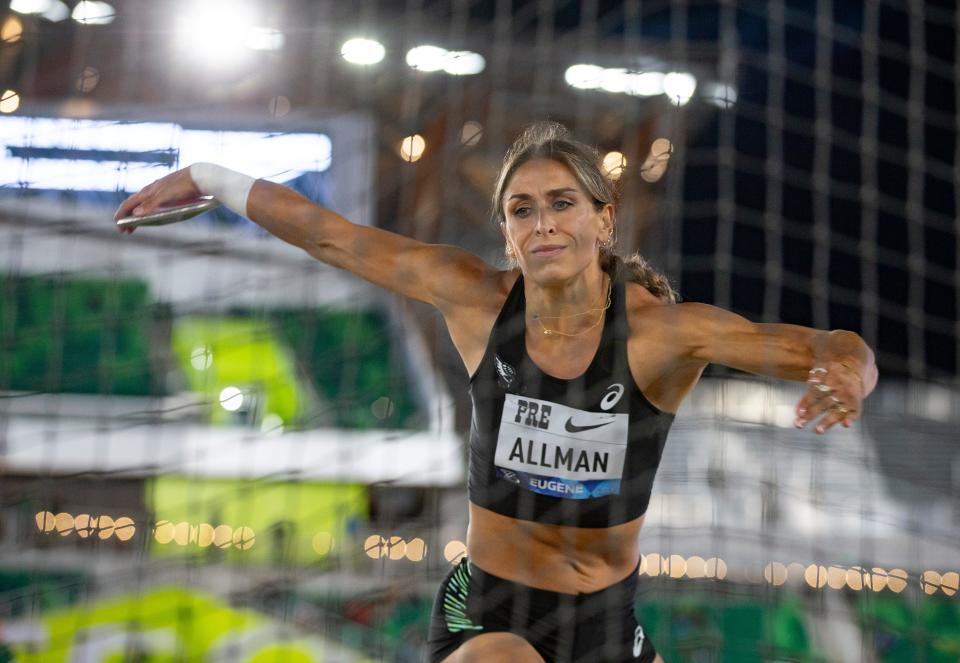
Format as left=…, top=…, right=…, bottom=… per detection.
left=0, top=1, right=957, bottom=662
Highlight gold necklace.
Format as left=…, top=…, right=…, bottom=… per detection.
left=531, top=277, right=612, bottom=337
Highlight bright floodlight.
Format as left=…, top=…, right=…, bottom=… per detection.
left=219, top=386, right=244, bottom=412
left=602, top=151, right=627, bottom=180
left=246, top=27, right=284, bottom=51
left=341, top=38, right=385, bottom=65
left=42, top=0, right=69, bottom=21
left=1, top=17, right=23, bottom=42
left=173, top=2, right=256, bottom=70
left=406, top=45, right=448, bottom=72
left=564, top=64, right=603, bottom=90
left=600, top=69, right=631, bottom=94
left=623, top=71, right=664, bottom=97
left=444, top=51, right=485, bottom=76
left=662, top=72, right=697, bottom=105
left=650, top=138, right=673, bottom=160
left=703, top=81, right=737, bottom=108
left=0, top=90, right=20, bottom=114
left=71, top=0, right=115, bottom=25
left=190, top=346, right=213, bottom=371
left=398, top=134, right=426, bottom=162
left=10, top=0, right=52, bottom=14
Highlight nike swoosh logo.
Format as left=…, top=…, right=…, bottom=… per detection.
left=564, top=417, right=614, bottom=433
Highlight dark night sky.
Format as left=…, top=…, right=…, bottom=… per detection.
left=661, top=2, right=956, bottom=380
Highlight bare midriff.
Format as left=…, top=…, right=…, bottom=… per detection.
left=465, top=502, right=644, bottom=594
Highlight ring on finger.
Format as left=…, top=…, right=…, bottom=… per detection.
left=814, top=383, right=833, bottom=393
left=809, top=367, right=827, bottom=376
left=830, top=400, right=849, bottom=415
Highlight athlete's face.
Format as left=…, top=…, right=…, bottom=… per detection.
left=501, top=159, right=613, bottom=283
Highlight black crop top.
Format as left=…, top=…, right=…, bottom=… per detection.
left=467, top=272, right=674, bottom=528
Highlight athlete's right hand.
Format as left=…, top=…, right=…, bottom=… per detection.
left=114, top=168, right=201, bottom=233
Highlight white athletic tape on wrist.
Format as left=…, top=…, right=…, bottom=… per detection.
left=189, top=163, right=255, bottom=218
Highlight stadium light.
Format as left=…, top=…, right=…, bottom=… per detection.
left=643, top=553, right=662, bottom=576
left=232, top=526, right=255, bottom=550
left=623, top=71, right=665, bottom=97
left=941, top=571, right=958, bottom=596
left=96, top=515, right=115, bottom=540
left=341, top=38, right=385, bottom=65
left=663, top=71, right=697, bottom=105
left=405, top=45, right=485, bottom=75
left=869, top=568, right=889, bottom=592
left=246, top=27, right=284, bottom=51
left=36, top=511, right=136, bottom=542
left=190, top=346, right=213, bottom=370
left=406, top=45, right=448, bottom=72
left=405, top=537, right=427, bottom=562
left=443, top=51, right=484, bottom=75
left=921, top=570, right=942, bottom=595
left=685, top=555, right=706, bottom=579
left=564, top=64, right=603, bottom=90
left=705, top=557, right=727, bottom=580
left=73, top=514, right=94, bottom=538
left=364, top=534, right=384, bottom=559
left=387, top=535, right=407, bottom=560
left=71, top=1, right=115, bottom=25
left=172, top=2, right=279, bottom=69
left=602, top=151, right=626, bottom=180
left=1, top=16, right=23, bottom=42
left=566, top=63, right=698, bottom=106
left=42, top=1, right=69, bottom=21
left=846, top=566, right=866, bottom=591
left=887, top=569, right=908, bottom=593
left=35, top=511, right=55, bottom=532
left=0, top=90, right=20, bottom=114
left=219, top=386, right=244, bottom=412
left=600, top=68, right=631, bottom=94
left=398, top=134, right=426, bottom=162
left=443, top=539, right=466, bottom=563
left=197, top=523, right=215, bottom=547
left=10, top=0, right=52, bottom=15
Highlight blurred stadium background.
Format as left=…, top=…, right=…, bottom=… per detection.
left=0, top=1, right=958, bottom=661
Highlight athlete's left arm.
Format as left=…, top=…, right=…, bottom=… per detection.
left=665, top=302, right=878, bottom=434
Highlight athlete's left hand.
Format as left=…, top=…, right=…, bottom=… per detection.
left=794, top=360, right=865, bottom=434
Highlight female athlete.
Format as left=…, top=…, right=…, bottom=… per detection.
left=116, top=122, right=877, bottom=662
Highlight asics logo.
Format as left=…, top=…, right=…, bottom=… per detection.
left=600, top=383, right=625, bottom=410
left=633, top=625, right=645, bottom=657
left=564, top=417, right=614, bottom=433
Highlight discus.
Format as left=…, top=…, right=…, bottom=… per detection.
left=116, top=196, right=221, bottom=229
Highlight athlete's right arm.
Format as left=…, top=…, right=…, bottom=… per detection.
left=114, top=166, right=502, bottom=313
left=247, top=179, right=500, bottom=311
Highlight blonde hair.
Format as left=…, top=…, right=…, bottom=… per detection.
left=493, top=122, right=678, bottom=303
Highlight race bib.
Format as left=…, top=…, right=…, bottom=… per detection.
left=495, top=394, right=629, bottom=499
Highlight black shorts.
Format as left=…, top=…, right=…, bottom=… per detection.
left=427, top=558, right=657, bottom=662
